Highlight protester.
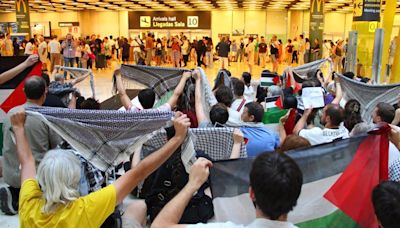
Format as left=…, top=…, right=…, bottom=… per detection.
left=372, top=181, right=400, bottom=228
left=278, top=135, right=311, bottom=153
left=0, top=54, right=38, bottom=85
left=152, top=152, right=302, bottom=228
left=230, top=79, right=250, bottom=124
left=293, top=104, right=349, bottom=145
left=0, top=77, right=62, bottom=215
left=241, top=72, right=254, bottom=102
left=240, top=102, right=280, bottom=157
left=115, top=68, right=191, bottom=112
left=11, top=110, right=190, bottom=227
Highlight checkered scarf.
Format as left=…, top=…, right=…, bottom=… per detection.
left=54, top=65, right=96, bottom=98
left=26, top=106, right=173, bottom=172
left=117, top=64, right=186, bottom=98
left=338, top=74, right=400, bottom=123
left=142, top=127, right=247, bottom=162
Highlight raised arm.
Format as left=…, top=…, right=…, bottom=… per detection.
left=293, top=108, right=312, bottom=135
left=10, top=111, right=36, bottom=182
left=0, top=54, right=39, bottom=85
left=193, top=70, right=207, bottom=123
left=114, top=68, right=132, bottom=111
left=167, top=71, right=191, bottom=109
left=278, top=113, right=289, bottom=144
left=113, top=112, right=190, bottom=204
left=332, top=77, right=342, bottom=105
left=152, top=158, right=212, bottom=228
left=70, top=72, right=88, bottom=86
left=230, top=128, right=244, bottom=159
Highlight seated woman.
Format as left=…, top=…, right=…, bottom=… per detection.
left=10, top=110, right=190, bottom=227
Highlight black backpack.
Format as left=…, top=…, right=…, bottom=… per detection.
left=144, top=127, right=214, bottom=224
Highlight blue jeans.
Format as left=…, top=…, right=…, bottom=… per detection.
left=63, top=57, right=75, bottom=78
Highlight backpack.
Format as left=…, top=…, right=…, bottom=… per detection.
left=144, top=128, right=214, bottom=224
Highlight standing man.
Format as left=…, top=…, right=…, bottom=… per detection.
left=298, top=34, right=305, bottom=65
left=61, top=34, right=76, bottom=79
left=196, top=37, right=206, bottom=67
left=258, top=36, right=268, bottom=68
left=38, top=36, right=48, bottom=71
left=216, top=36, right=230, bottom=69
left=48, top=35, right=61, bottom=72
left=1, top=33, right=13, bottom=56
left=145, top=33, right=154, bottom=65
left=270, top=35, right=280, bottom=73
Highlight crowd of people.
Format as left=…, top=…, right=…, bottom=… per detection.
left=0, top=33, right=400, bottom=227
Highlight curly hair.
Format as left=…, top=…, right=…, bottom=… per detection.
left=344, top=99, right=362, bottom=132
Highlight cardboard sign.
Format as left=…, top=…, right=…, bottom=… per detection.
left=302, top=87, right=324, bottom=109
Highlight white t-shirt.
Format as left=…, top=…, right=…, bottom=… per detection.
left=299, top=125, right=349, bottom=145
left=188, top=218, right=297, bottom=228
left=38, top=42, right=48, bottom=62
left=243, top=85, right=254, bottom=102
left=231, top=98, right=251, bottom=114
left=48, top=40, right=61, bottom=54
left=228, top=108, right=243, bottom=125
left=24, top=42, right=33, bottom=55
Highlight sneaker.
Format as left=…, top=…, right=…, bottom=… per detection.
left=0, top=186, right=18, bottom=215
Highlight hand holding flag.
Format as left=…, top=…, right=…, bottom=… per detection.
left=23, top=54, right=39, bottom=68
left=188, top=157, right=213, bottom=191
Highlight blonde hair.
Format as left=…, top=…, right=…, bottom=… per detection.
left=37, top=149, right=81, bottom=213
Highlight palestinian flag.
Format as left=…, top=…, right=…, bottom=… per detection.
left=210, top=128, right=389, bottom=227
left=0, top=56, right=42, bottom=155
left=260, top=71, right=279, bottom=87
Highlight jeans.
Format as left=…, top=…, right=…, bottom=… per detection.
left=64, top=57, right=75, bottom=78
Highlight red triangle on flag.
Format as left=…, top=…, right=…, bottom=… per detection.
left=0, top=62, right=42, bottom=113
left=324, top=126, right=390, bottom=228
left=275, top=96, right=283, bottom=109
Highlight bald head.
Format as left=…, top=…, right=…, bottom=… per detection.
left=24, top=76, right=46, bottom=100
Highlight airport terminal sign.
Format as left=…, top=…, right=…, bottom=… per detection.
left=353, top=0, right=381, bottom=22
left=128, top=11, right=211, bottom=30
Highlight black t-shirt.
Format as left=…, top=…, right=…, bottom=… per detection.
left=43, top=94, right=66, bottom=108
left=259, top=43, right=267, bottom=53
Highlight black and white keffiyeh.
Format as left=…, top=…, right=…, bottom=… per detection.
left=54, top=65, right=96, bottom=98
left=26, top=106, right=173, bottom=171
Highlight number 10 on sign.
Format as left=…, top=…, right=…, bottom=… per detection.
left=187, top=16, right=199, bottom=27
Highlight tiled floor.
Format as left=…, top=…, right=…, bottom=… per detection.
left=0, top=58, right=292, bottom=226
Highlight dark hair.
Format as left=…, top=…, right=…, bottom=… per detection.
left=24, top=76, right=46, bottom=100
left=343, top=72, right=355, bottom=80
left=210, top=103, right=229, bottom=125
left=138, top=88, right=156, bottom=109
left=29, top=38, right=35, bottom=44
left=41, top=73, right=50, bottom=87
left=376, top=102, right=395, bottom=123
left=249, top=37, right=254, bottom=42
left=80, top=98, right=100, bottom=110
left=242, top=72, right=251, bottom=85
left=344, top=99, right=362, bottom=132
left=233, top=79, right=245, bottom=97
left=283, top=95, right=297, bottom=109
left=215, top=86, right=233, bottom=107
left=245, top=102, right=264, bottom=123
left=288, top=39, right=292, bottom=43
left=372, top=181, right=400, bottom=228
left=278, top=135, right=311, bottom=153
left=250, top=152, right=303, bottom=220
left=325, top=104, right=345, bottom=126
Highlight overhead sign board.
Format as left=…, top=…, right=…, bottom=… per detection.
left=59, top=22, right=80, bottom=27
left=128, top=11, right=211, bottom=30
left=353, top=0, right=381, bottom=22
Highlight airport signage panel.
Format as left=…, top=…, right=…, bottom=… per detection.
left=128, top=11, right=211, bottom=29
left=353, top=0, right=381, bottom=22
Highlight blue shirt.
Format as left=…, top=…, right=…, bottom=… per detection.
left=240, top=126, right=280, bottom=157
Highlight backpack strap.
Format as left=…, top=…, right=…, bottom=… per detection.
left=236, top=99, right=246, bottom=112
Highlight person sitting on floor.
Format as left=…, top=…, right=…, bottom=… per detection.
left=0, top=77, right=62, bottom=215
left=11, top=110, right=190, bottom=227
left=229, top=79, right=250, bottom=124
left=114, top=68, right=191, bottom=112
left=293, top=104, right=349, bottom=146
left=372, top=181, right=400, bottom=228
left=241, top=72, right=254, bottom=102
left=240, top=102, right=280, bottom=157
left=152, top=152, right=303, bottom=228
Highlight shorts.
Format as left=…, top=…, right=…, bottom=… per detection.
left=270, top=54, right=278, bottom=62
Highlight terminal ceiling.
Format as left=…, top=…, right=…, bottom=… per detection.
left=0, top=0, right=399, bottom=13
